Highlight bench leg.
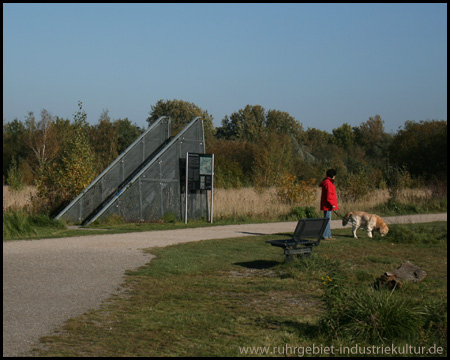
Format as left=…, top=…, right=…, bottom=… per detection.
left=284, top=248, right=313, bottom=262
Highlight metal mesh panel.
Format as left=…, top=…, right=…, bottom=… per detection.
left=90, top=118, right=207, bottom=224
left=56, top=117, right=170, bottom=224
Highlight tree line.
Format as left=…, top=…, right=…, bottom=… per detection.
left=3, top=99, right=447, bottom=213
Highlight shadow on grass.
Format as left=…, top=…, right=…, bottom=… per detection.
left=234, top=260, right=281, bottom=269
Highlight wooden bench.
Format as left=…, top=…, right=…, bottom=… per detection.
left=266, top=218, right=329, bottom=262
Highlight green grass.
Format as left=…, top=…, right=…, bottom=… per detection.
left=34, top=222, right=447, bottom=357
left=3, top=211, right=66, bottom=239
left=3, top=210, right=280, bottom=241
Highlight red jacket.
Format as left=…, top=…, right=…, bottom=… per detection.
left=319, top=177, right=339, bottom=211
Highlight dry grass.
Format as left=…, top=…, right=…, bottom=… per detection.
left=214, top=187, right=292, bottom=220
left=3, top=185, right=37, bottom=211
left=3, top=185, right=435, bottom=220
left=214, top=187, right=435, bottom=220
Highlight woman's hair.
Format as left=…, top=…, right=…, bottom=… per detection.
left=326, top=169, right=337, bottom=178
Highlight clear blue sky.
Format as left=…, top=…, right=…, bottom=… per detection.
left=3, top=3, right=447, bottom=133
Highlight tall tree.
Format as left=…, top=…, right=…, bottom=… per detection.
left=147, top=99, right=215, bottom=139
left=331, top=123, right=355, bottom=150
left=33, top=102, right=97, bottom=213
left=357, top=114, right=392, bottom=159
left=113, top=118, right=143, bottom=154
left=252, top=132, right=294, bottom=187
left=389, top=120, right=447, bottom=179
left=25, top=109, right=59, bottom=169
left=217, top=105, right=304, bottom=144
left=218, top=105, right=266, bottom=142
left=3, top=118, right=28, bottom=181
left=90, top=109, right=119, bottom=172
left=266, top=109, right=304, bottom=143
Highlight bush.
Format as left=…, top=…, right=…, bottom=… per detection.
left=320, top=279, right=428, bottom=344
left=339, top=169, right=376, bottom=202
left=276, top=174, right=317, bottom=206
left=288, top=206, right=318, bottom=220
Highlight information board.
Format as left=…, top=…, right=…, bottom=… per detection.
left=187, top=153, right=213, bottom=190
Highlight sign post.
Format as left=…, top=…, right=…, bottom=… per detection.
left=184, top=153, right=214, bottom=224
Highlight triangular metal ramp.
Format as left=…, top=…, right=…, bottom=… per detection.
left=85, top=117, right=207, bottom=225
left=56, top=116, right=171, bottom=224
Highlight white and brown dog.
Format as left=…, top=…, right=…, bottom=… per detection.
left=342, top=211, right=389, bottom=239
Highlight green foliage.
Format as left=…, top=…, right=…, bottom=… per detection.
left=58, top=105, right=96, bottom=201
left=3, top=210, right=35, bottom=238
left=382, top=223, right=447, bottom=244
left=161, top=212, right=179, bottom=224
left=33, top=102, right=97, bottom=213
left=217, top=104, right=304, bottom=144
left=6, top=157, right=25, bottom=191
left=339, top=165, right=376, bottom=202
left=318, top=259, right=445, bottom=346
left=389, top=120, right=447, bottom=179
left=321, top=283, right=426, bottom=344
left=3, top=210, right=65, bottom=239
left=287, top=206, right=318, bottom=220
left=89, top=109, right=119, bottom=172
left=276, top=173, right=318, bottom=207
left=113, top=118, right=143, bottom=154
left=147, top=99, right=215, bottom=139
left=2, top=99, right=446, bottom=202
left=252, top=132, right=296, bottom=188
left=332, top=123, right=355, bottom=150
left=356, top=115, right=392, bottom=159
left=206, top=139, right=256, bottom=188
left=384, top=165, right=414, bottom=200
left=3, top=118, right=28, bottom=180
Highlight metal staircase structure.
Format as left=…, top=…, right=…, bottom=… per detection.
left=56, top=117, right=207, bottom=225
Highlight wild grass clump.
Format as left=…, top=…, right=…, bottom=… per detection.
left=3, top=211, right=35, bottom=238
left=3, top=210, right=65, bottom=239
left=384, top=223, right=447, bottom=244
left=421, top=298, right=448, bottom=347
left=322, top=285, right=424, bottom=344
left=319, top=271, right=446, bottom=346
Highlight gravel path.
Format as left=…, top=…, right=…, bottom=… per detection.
left=3, top=213, right=446, bottom=357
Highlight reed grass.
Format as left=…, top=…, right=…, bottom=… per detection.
left=214, top=187, right=437, bottom=220
left=3, top=185, right=36, bottom=211
left=4, top=185, right=442, bottom=221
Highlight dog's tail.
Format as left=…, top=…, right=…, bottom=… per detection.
left=342, top=212, right=352, bottom=226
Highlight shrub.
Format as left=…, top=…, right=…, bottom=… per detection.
left=288, top=206, right=318, bottom=220
left=339, top=169, right=375, bottom=202
left=276, top=173, right=317, bottom=206
left=320, top=279, right=426, bottom=344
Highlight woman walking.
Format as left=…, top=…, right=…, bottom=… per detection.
left=319, top=169, right=339, bottom=240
